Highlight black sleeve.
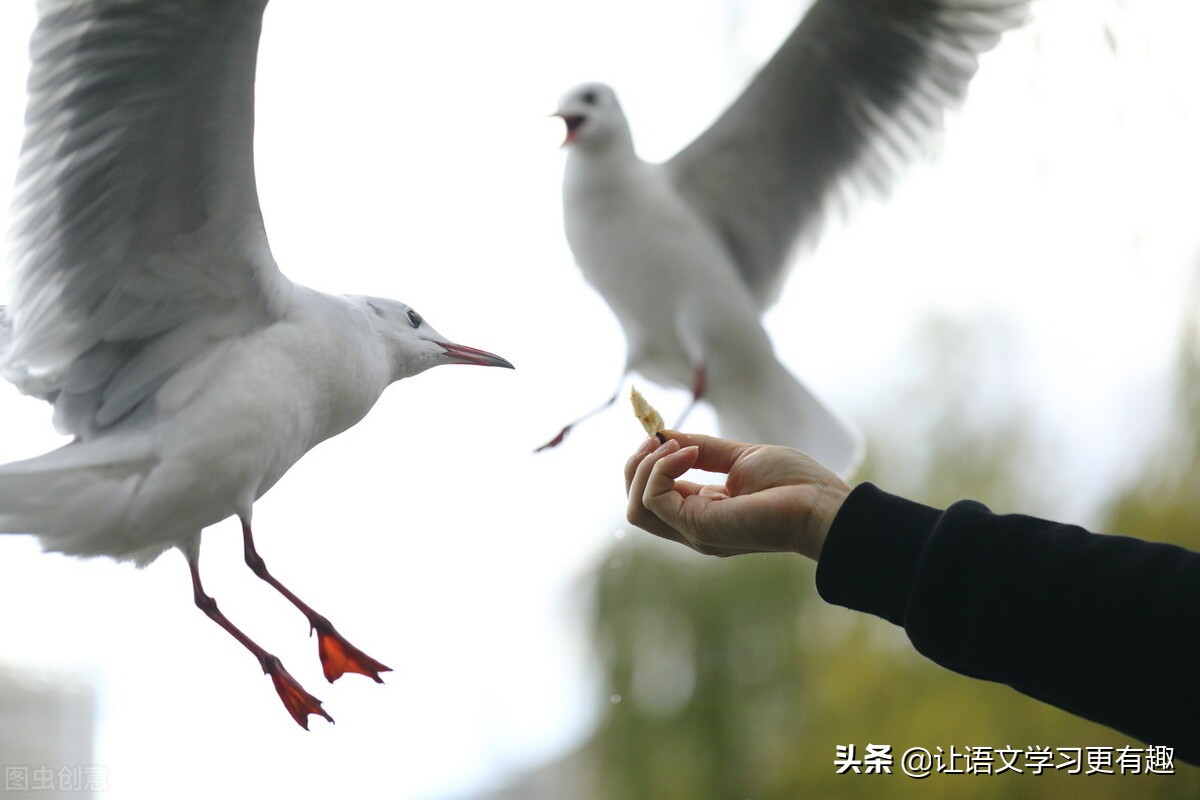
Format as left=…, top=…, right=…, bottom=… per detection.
left=814, top=482, right=1200, bottom=764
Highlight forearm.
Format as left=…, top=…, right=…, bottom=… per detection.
left=815, top=483, right=1200, bottom=764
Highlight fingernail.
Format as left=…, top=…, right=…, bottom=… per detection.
left=635, top=437, right=657, bottom=457
left=654, top=438, right=677, bottom=454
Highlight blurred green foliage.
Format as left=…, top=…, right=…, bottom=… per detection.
left=1107, top=302, right=1200, bottom=551
left=568, top=304, right=1200, bottom=798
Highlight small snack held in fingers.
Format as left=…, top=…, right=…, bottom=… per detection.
left=630, top=386, right=666, bottom=442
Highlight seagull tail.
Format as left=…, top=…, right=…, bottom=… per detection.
left=707, top=357, right=864, bottom=480
left=0, top=436, right=159, bottom=562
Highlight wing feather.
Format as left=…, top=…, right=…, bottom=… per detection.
left=667, top=0, right=1029, bottom=308
left=2, top=0, right=290, bottom=435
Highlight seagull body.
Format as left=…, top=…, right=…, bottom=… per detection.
left=3, top=288, right=440, bottom=565
left=544, top=0, right=1029, bottom=476
left=560, top=126, right=855, bottom=470
left=0, top=0, right=511, bottom=727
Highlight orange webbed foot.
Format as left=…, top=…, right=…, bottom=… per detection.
left=312, top=618, right=392, bottom=683
left=262, top=655, right=335, bottom=729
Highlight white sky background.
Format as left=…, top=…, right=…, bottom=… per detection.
left=0, top=0, right=1197, bottom=797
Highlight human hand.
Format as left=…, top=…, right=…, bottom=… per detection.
left=624, top=431, right=851, bottom=560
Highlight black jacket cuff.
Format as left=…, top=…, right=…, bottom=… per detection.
left=815, top=482, right=940, bottom=627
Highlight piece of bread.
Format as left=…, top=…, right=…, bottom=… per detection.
left=630, top=386, right=665, bottom=438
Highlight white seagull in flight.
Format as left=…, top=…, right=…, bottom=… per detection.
left=540, top=0, right=1029, bottom=476
left=0, top=0, right=512, bottom=728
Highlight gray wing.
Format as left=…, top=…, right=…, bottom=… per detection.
left=3, top=0, right=291, bottom=436
left=666, top=0, right=1028, bottom=308
left=0, top=307, right=10, bottom=385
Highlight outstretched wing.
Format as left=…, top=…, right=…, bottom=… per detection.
left=3, top=0, right=291, bottom=435
left=0, top=306, right=11, bottom=382
left=666, top=0, right=1028, bottom=308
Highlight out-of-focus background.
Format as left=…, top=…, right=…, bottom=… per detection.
left=1, top=0, right=1198, bottom=797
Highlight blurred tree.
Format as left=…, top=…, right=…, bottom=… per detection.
left=588, top=541, right=813, bottom=799
left=856, top=313, right=1053, bottom=514
left=1106, top=277, right=1200, bottom=552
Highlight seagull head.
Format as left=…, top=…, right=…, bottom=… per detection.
left=553, top=82, right=628, bottom=149
left=357, top=297, right=513, bottom=381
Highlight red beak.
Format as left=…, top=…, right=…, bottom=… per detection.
left=552, top=112, right=586, bottom=147
left=438, top=342, right=513, bottom=369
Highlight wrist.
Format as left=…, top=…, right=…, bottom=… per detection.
left=795, top=477, right=851, bottom=560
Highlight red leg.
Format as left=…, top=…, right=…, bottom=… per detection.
left=673, top=365, right=707, bottom=429
left=241, top=522, right=391, bottom=684
left=188, top=556, right=333, bottom=729
left=535, top=388, right=621, bottom=452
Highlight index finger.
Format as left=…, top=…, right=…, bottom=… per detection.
left=624, top=436, right=660, bottom=495
left=657, top=430, right=753, bottom=476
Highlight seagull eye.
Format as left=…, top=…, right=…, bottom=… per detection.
left=406, top=309, right=422, bottom=328
left=581, top=90, right=598, bottom=106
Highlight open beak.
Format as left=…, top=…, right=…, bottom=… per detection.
left=551, top=112, right=586, bottom=147
left=439, top=341, right=514, bottom=369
